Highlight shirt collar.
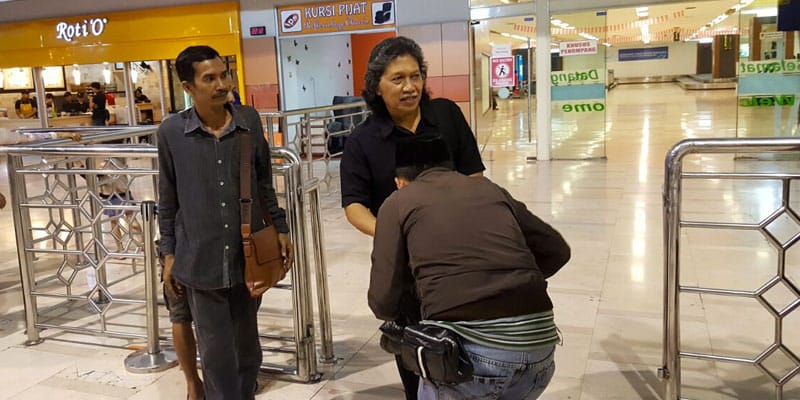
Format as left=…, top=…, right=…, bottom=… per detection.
left=414, top=167, right=453, bottom=181
left=377, top=98, right=439, bottom=139
left=183, top=102, right=250, bottom=136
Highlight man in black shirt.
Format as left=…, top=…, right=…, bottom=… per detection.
left=89, top=82, right=107, bottom=126
left=61, top=91, right=82, bottom=114
left=158, top=45, right=292, bottom=400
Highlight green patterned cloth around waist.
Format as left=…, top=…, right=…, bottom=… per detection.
left=424, top=310, right=559, bottom=352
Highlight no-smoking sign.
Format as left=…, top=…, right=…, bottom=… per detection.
left=491, top=56, right=514, bottom=87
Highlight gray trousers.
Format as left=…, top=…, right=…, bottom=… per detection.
left=185, top=284, right=262, bottom=400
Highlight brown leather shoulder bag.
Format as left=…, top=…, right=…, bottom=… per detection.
left=239, top=132, right=286, bottom=298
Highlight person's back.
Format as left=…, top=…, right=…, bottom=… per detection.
left=383, top=170, right=557, bottom=321
left=370, top=136, right=570, bottom=400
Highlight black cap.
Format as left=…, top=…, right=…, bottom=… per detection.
left=395, top=135, right=451, bottom=168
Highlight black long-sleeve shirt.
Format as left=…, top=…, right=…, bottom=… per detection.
left=340, top=98, right=485, bottom=216
left=158, top=104, right=288, bottom=290
left=369, top=168, right=571, bottom=322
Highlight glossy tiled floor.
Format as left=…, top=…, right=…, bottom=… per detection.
left=1, top=83, right=799, bottom=399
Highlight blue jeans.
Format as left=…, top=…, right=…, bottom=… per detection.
left=418, top=341, right=556, bottom=400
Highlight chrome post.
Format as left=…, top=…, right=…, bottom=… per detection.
left=302, top=115, right=314, bottom=179
left=308, top=181, right=334, bottom=363
left=661, top=142, right=685, bottom=399
left=285, top=161, right=312, bottom=381
left=124, top=201, right=177, bottom=373
left=278, top=148, right=321, bottom=382
left=85, top=157, right=110, bottom=309
left=8, top=154, right=42, bottom=345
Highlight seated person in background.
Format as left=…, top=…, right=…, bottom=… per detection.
left=134, top=87, right=150, bottom=103
left=45, top=93, right=56, bottom=117
left=15, top=90, right=38, bottom=119
left=76, top=92, right=90, bottom=113
left=62, top=92, right=82, bottom=114
left=369, top=136, right=571, bottom=400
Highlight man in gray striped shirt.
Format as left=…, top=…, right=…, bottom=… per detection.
left=369, top=136, right=571, bottom=400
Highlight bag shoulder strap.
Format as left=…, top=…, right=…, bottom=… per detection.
left=239, top=132, right=275, bottom=239
left=240, top=132, right=253, bottom=238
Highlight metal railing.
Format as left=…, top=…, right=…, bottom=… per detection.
left=1, top=127, right=333, bottom=382
left=661, top=137, right=800, bottom=400
left=260, top=100, right=369, bottom=190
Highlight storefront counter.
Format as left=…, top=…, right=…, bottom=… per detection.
left=48, top=114, right=93, bottom=127
left=0, top=118, right=41, bottom=130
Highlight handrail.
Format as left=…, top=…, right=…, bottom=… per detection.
left=661, top=137, right=800, bottom=400
left=3, top=132, right=333, bottom=383
left=266, top=100, right=367, bottom=118
left=259, top=101, right=369, bottom=191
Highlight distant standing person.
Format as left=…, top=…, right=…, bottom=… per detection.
left=15, top=90, right=38, bottom=119
left=89, top=82, right=107, bottom=126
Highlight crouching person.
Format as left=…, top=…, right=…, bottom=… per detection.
left=368, top=136, right=571, bottom=400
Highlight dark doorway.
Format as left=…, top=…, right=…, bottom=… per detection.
left=697, top=43, right=712, bottom=75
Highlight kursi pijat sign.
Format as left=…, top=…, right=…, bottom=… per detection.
left=278, top=1, right=395, bottom=36
left=738, top=95, right=796, bottom=107
left=551, top=69, right=604, bottom=86
left=739, top=59, right=800, bottom=75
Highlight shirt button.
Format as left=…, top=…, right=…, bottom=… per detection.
left=221, top=202, right=226, bottom=207
left=224, top=224, right=229, bottom=229
left=217, top=159, right=223, bottom=164
left=219, top=181, right=224, bottom=186
left=225, top=245, right=230, bottom=250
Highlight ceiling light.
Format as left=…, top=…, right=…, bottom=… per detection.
left=635, top=7, right=649, bottom=18
left=640, top=24, right=651, bottom=44
left=72, top=65, right=81, bottom=86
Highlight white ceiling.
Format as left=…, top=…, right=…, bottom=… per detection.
left=482, top=0, right=780, bottom=47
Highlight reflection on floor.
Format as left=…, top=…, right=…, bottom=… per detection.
left=1, top=83, right=799, bottom=399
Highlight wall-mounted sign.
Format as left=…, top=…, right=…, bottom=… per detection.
left=759, top=31, right=785, bottom=41
left=278, top=1, right=395, bottom=36
left=0, top=68, right=33, bottom=90
left=551, top=68, right=604, bottom=87
left=558, top=40, right=598, bottom=57
left=250, top=26, right=267, bottom=36
left=739, top=95, right=795, bottom=107
left=56, top=17, right=108, bottom=43
left=739, top=59, right=800, bottom=75
left=560, top=101, right=606, bottom=113
left=490, top=56, right=514, bottom=88
left=618, top=46, right=669, bottom=62
left=492, top=44, right=512, bottom=58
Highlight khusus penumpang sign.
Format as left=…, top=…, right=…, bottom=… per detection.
left=278, top=1, right=395, bottom=36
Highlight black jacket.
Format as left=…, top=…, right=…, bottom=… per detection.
left=369, top=169, right=571, bottom=322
